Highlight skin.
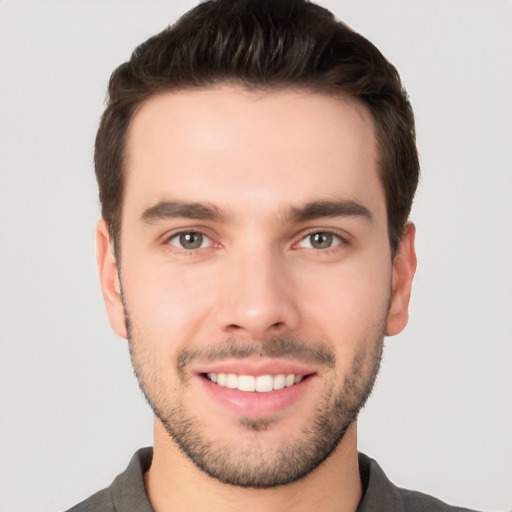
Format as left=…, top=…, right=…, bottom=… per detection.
left=97, top=86, right=416, bottom=512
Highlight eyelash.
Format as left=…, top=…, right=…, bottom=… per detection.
left=163, top=230, right=215, bottom=255
left=162, top=228, right=349, bottom=255
left=293, top=229, right=349, bottom=253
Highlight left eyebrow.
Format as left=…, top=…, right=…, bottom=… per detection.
left=140, top=198, right=372, bottom=225
left=140, top=200, right=228, bottom=224
left=285, top=199, right=373, bottom=223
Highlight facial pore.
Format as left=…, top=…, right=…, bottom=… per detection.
left=125, top=304, right=387, bottom=488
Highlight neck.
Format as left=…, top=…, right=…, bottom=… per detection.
left=145, top=420, right=362, bottom=512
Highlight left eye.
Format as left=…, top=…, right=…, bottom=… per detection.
left=168, top=232, right=212, bottom=250
left=297, top=232, right=342, bottom=250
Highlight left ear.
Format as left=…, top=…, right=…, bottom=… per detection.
left=386, top=222, right=417, bottom=336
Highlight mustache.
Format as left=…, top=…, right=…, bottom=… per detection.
left=176, top=336, right=335, bottom=376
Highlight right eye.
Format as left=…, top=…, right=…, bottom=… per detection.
left=167, top=232, right=212, bottom=250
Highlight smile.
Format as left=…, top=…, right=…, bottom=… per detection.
left=205, top=373, right=305, bottom=392
left=198, top=366, right=316, bottom=416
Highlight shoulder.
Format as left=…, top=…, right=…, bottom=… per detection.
left=64, top=488, right=114, bottom=512
left=358, top=453, right=480, bottom=512
left=63, top=447, right=154, bottom=512
left=398, top=488, right=479, bottom=512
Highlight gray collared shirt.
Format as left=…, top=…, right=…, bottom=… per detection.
left=65, top=448, right=479, bottom=512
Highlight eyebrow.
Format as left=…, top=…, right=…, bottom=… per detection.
left=140, top=198, right=372, bottom=225
left=285, top=199, right=373, bottom=223
left=141, top=201, right=227, bottom=223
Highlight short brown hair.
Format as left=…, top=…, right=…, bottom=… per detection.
left=95, top=0, right=419, bottom=257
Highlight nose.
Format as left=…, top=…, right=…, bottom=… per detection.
left=216, top=247, right=300, bottom=340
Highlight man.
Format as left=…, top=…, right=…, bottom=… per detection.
left=66, top=1, right=476, bottom=510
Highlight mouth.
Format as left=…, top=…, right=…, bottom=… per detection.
left=196, top=364, right=316, bottom=418
left=203, top=372, right=306, bottom=392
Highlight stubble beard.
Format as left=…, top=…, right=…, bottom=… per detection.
left=126, top=313, right=385, bottom=489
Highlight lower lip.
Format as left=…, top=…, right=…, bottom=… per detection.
left=199, top=375, right=314, bottom=417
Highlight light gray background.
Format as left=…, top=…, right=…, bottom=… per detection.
left=1, top=1, right=511, bottom=511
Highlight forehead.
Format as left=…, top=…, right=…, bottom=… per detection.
left=123, top=86, right=384, bottom=221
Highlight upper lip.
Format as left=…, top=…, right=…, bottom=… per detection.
left=194, top=358, right=317, bottom=377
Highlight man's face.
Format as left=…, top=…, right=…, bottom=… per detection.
left=98, top=86, right=415, bottom=487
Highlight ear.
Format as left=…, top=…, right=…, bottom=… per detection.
left=96, top=219, right=128, bottom=339
left=386, top=222, right=417, bottom=336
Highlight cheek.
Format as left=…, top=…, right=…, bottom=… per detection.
left=121, top=241, right=392, bottom=357
left=121, top=258, right=220, bottom=344
left=295, top=256, right=391, bottom=344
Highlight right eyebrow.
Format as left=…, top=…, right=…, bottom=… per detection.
left=140, top=200, right=228, bottom=224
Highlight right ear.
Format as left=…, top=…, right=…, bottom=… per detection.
left=96, top=219, right=127, bottom=339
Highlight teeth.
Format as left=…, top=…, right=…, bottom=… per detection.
left=226, top=373, right=238, bottom=389
left=273, top=374, right=286, bottom=390
left=255, top=375, right=273, bottom=392
left=285, top=374, right=295, bottom=387
left=206, top=373, right=306, bottom=392
left=238, top=375, right=256, bottom=392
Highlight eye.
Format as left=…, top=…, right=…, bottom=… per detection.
left=297, top=231, right=342, bottom=250
left=168, top=231, right=212, bottom=250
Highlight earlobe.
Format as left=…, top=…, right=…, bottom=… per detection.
left=386, top=222, right=417, bottom=336
left=96, top=219, right=128, bottom=339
